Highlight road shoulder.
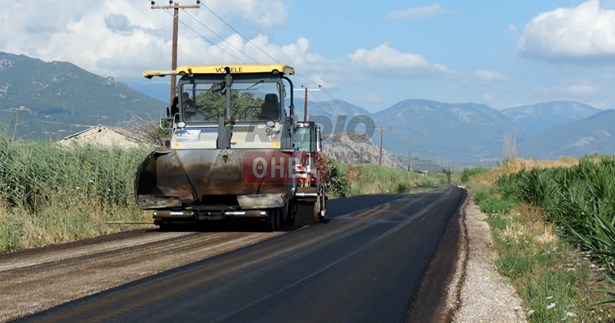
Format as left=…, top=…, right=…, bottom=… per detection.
left=447, top=193, right=526, bottom=322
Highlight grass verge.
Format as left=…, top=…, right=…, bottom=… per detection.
left=463, top=160, right=614, bottom=322
left=328, top=161, right=450, bottom=198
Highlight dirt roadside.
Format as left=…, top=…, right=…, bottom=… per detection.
left=447, top=195, right=526, bottom=322
left=407, top=189, right=525, bottom=322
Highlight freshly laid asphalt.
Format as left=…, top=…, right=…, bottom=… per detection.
left=21, top=186, right=465, bottom=323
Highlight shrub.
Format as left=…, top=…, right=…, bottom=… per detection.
left=325, top=157, right=350, bottom=198
left=460, top=167, right=487, bottom=183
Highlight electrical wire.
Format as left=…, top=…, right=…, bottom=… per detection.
left=160, top=8, right=248, bottom=63
left=182, top=9, right=258, bottom=64
left=201, top=4, right=278, bottom=63
left=200, top=4, right=328, bottom=92
left=167, top=5, right=342, bottom=105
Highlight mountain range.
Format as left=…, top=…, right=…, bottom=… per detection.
left=303, top=99, right=614, bottom=165
left=0, top=52, right=165, bottom=139
left=501, top=101, right=600, bottom=137
left=521, top=109, right=615, bottom=159
left=1, top=51, right=614, bottom=165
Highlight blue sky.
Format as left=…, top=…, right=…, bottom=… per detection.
left=3, top=1, right=615, bottom=112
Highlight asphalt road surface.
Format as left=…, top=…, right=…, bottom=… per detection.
left=17, top=185, right=465, bottom=323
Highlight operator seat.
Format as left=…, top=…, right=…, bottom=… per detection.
left=259, top=93, right=280, bottom=120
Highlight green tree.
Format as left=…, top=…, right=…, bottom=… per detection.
left=195, top=90, right=264, bottom=122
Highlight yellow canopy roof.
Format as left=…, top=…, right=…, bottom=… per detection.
left=143, top=64, right=294, bottom=78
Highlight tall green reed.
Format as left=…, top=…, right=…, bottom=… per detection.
left=0, top=130, right=151, bottom=252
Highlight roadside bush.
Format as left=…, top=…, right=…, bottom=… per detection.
left=472, top=184, right=515, bottom=218
left=325, top=157, right=349, bottom=198
left=460, top=167, right=487, bottom=183
left=344, top=164, right=447, bottom=196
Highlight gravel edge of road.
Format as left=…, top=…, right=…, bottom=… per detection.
left=446, top=192, right=527, bottom=322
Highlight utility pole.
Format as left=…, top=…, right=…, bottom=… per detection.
left=377, top=127, right=391, bottom=166
left=405, top=140, right=415, bottom=171
left=151, top=1, right=201, bottom=108
left=431, top=152, right=441, bottom=170
left=423, top=149, right=429, bottom=174
left=13, top=105, right=30, bottom=140
left=294, top=85, right=321, bottom=122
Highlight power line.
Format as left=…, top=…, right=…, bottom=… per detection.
left=182, top=9, right=258, bottom=64
left=159, top=8, right=248, bottom=64
left=158, top=3, right=343, bottom=115
left=308, top=91, right=337, bottom=113
left=306, top=91, right=347, bottom=128
left=177, top=16, right=248, bottom=62
left=201, top=4, right=278, bottom=63
left=318, top=86, right=343, bottom=104
left=201, top=3, right=328, bottom=90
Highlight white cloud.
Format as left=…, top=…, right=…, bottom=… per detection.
left=0, top=0, right=292, bottom=80
left=387, top=5, right=449, bottom=19
left=348, top=43, right=448, bottom=77
left=519, top=0, right=615, bottom=60
left=563, top=80, right=599, bottom=95
left=474, top=69, right=506, bottom=82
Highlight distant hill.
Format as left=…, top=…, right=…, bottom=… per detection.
left=3, top=52, right=613, bottom=164
left=295, top=98, right=518, bottom=164
left=0, top=52, right=165, bottom=140
left=521, top=109, right=615, bottom=159
left=502, top=101, right=600, bottom=136
left=294, top=98, right=612, bottom=164
left=293, top=99, right=372, bottom=128
left=372, top=99, right=514, bottom=164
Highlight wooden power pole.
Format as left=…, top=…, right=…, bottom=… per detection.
left=423, top=149, right=429, bottom=174
left=405, top=140, right=415, bottom=171
left=377, top=127, right=391, bottom=166
left=294, top=85, right=321, bottom=122
left=151, top=1, right=201, bottom=108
